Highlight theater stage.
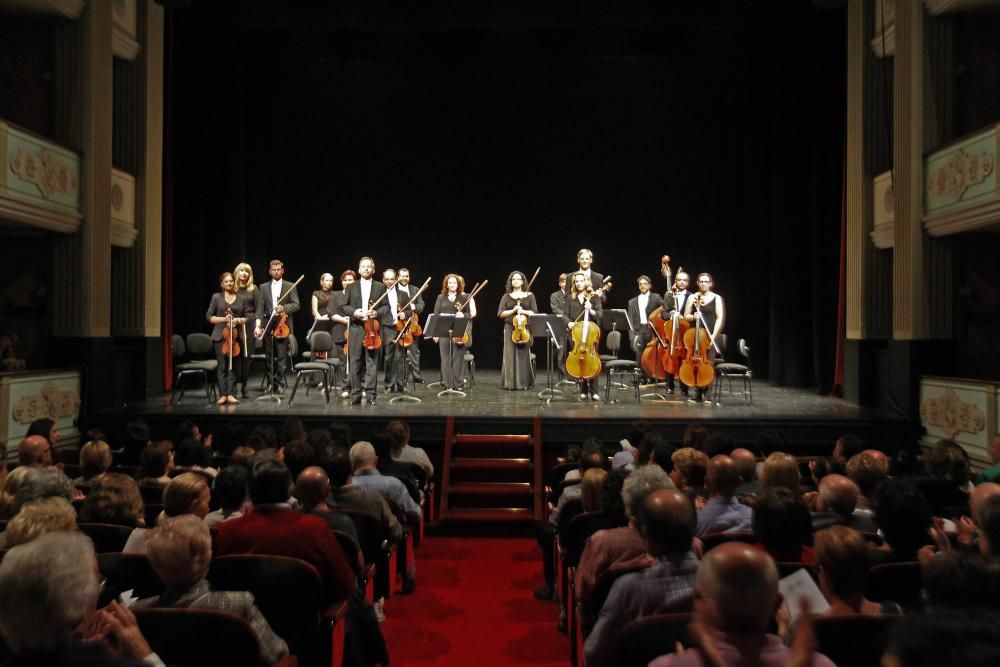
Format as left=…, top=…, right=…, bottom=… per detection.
left=96, top=370, right=911, bottom=459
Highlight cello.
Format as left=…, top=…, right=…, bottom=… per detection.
left=565, top=289, right=602, bottom=381
left=678, top=295, right=716, bottom=391
left=511, top=267, right=540, bottom=346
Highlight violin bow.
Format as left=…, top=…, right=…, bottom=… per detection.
left=260, top=274, right=305, bottom=336
left=456, top=280, right=488, bottom=313
left=524, top=267, right=541, bottom=294
left=392, top=276, right=432, bottom=345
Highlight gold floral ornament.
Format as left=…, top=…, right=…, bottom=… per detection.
left=11, top=382, right=80, bottom=425
left=9, top=148, right=79, bottom=200
left=919, top=388, right=985, bottom=440
left=926, top=149, right=993, bottom=202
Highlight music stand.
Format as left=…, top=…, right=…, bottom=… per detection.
left=533, top=314, right=568, bottom=403
left=425, top=314, right=470, bottom=398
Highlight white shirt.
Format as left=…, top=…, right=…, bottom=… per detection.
left=638, top=293, right=649, bottom=324
left=360, top=278, right=372, bottom=308
left=271, top=279, right=281, bottom=305
left=388, top=286, right=398, bottom=319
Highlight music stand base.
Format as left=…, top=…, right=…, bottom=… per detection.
left=436, top=388, right=467, bottom=398
left=640, top=392, right=669, bottom=402
left=390, top=394, right=422, bottom=404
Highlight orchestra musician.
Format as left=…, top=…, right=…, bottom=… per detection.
left=432, top=274, right=477, bottom=392
left=565, top=249, right=607, bottom=302
left=311, top=273, right=335, bottom=326
left=550, top=273, right=569, bottom=381
left=232, top=262, right=257, bottom=398
left=683, top=272, right=725, bottom=403
left=664, top=268, right=693, bottom=396
left=626, top=275, right=664, bottom=364
left=253, top=259, right=300, bottom=394
left=394, top=268, right=425, bottom=384
left=327, top=270, right=355, bottom=398
left=341, top=257, right=388, bottom=405
left=498, top=270, right=538, bottom=390
left=206, top=272, right=251, bottom=405
left=380, top=268, right=401, bottom=393
left=566, top=271, right=603, bottom=401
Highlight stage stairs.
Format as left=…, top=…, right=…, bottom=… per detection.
left=438, top=415, right=543, bottom=523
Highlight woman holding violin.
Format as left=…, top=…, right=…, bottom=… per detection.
left=682, top=272, right=725, bottom=402
left=232, top=262, right=257, bottom=398
left=206, top=272, right=251, bottom=405
left=432, top=274, right=477, bottom=391
left=498, top=270, right=538, bottom=390
left=566, top=271, right=603, bottom=401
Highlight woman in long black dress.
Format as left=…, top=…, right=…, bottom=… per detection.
left=206, top=272, right=251, bottom=404
left=232, top=262, right=257, bottom=397
left=432, top=274, right=477, bottom=391
left=498, top=270, right=537, bottom=389
left=565, top=271, right=603, bottom=401
left=683, top=272, right=725, bottom=402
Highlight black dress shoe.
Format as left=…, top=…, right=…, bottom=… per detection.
left=367, top=396, right=377, bottom=405
left=350, top=396, right=362, bottom=405
left=412, top=377, right=424, bottom=384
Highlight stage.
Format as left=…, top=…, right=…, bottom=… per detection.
left=95, top=370, right=911, bottom=461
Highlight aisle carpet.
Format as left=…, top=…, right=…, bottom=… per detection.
left=379, top=536, right=569, bottom=666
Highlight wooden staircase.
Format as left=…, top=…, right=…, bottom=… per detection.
left=439, top=415, right=543, bottom=522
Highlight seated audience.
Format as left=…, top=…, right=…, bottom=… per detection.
left=580, top=467, right=608, bottom=513
left=649, top=441, right=677, bottom=474
left=138, top=440, right=175, bottom=486
left=649, top=542, right=835, bottom=667
left=75, top=440, right=113, bottom=485
left=372, top=430, right=420, bottom=501
left=681, top=424, right=709, bottom=452
left=16, top=434, right=52, bottom=468
left=295, top=466, right=360, bottom=545
left=4, top=496, right=77, bottom=547
left=697, top=455, right=753, bottom=537
left=0, top=466, right=34, bottom=520
left=25, top=417, right=60, bottom=467
left=921, top=551, right=1000, bottom=611
left=884, top=608, right=1000, bottom=667
left=173, top=436, right=218, bottom=479
left=230, top=445, right=256, bottom=468
left=134, top=515, right=289, bottom=666
left=324, top=446, right=401, bottom=541
left=974, top=434, right=1000, bottom=484
left=815, top=525, right=897, bottom=617
left=584, top=489, right=699, bottom=667
left=759, top=452, right=801, bottom=495
left=872, top=478, right=933, bottom=565
left=831, top=433, right=865, bottom=471
left=730, top=447, right=759, bottom=498
left=752, top=488, right=814, bottom=563
left=10, top=467, right=75, bottom=518
left=809, top=473, right=878, bottom=533
left=387, top=419, right=434, bottom=479
left=123, top=418, right=153, bottom=465
left=918, top=439, right=972, bottom=513
left=204, top=464, right=249, bottom=528
left=670, top=447, right=709, bottom=502
left=846, top=450, right=889, bottom=512
left=124, top=472, right=210, bottom=554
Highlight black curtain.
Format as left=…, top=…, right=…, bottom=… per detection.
left=168, top=3, right=845, bottom=392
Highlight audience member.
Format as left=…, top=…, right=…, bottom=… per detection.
left=123, top=418, right=152, bottom=465
left=649, top=441, right=677, bottom=473
left=872, top=478, right=933, bottom=565
left=681, top=424, right=709, bottom=452
left=752, top=488, right=814, bottom=563
left=921, top=551, right=1000, bottom=611
left=204, top=464, right=249, bottom=528
left=580, top=468, right=608, bottom=512
left=703, top=431, right=734, bottom=459
left=75, top=440, right=113, bottom=485
left=16, top=434, right=52, bottom=468
left=697, top=455, right=752, bottom=536
left=974, top=434, right=1000, bottom=484
left=831, top=433, right=864, bottom=470
left=814, top=525, right=896, bottom=617
left=649, top=542, right=835, bottom=667
left=324, top=446, right=401, bottom=541
left=386, top=419, right=434, bottom=478
left=0, top=466, right=33, bottom=519
left=846, top=450, right=888, bottom=511
left=884, top=608, right=1000, bottom=667
left=976, top=492, right=1000, bottom=556
left=25, top=417, right=60, bottom=468
left=670, top=447, right=709, bottom=501
left=282, top=438, right=314, bottom=481
left=372, top=430, right=419, bottom=494
left=810, top=473, right=878, bottom=532
left=279, top=417, right=307, bottom=448
left=3, top=496, right=76, bottom=547
left=247, top=423, right=278, bottom=451
left=135, top=515, right=289, bottom=666
left=759, top=452, right=800, bottom=494
left=231, top=445, right=256, bottom=468
left=918, top=439, right=972, bottom=514
left=138, top=440, right=175, bottom=486
left=162, top=472, right=212, bottom=519
left=174, top=436, right=218, bottom=478
left=295, top=466, right=360, bottom=545
left=13, top=467, right=75, bottom=516
left=730, top=447, right=759, bottom=498
left=584, top=489, right=699, bottom=667
left=755, top=428, right=788, bottom=457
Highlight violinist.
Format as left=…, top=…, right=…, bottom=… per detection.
left=232, top=262, right=257, bottom=398
left=207, top=272, right=251, bottom=405
left=253, top=259, right=300, bottom=394
left=394, top=268, right=425, bottom=384
left=341, top=257, right=388, bottom=405
left=626, top=275, right=664, bottom=361
left=550, top=273, right=569, bottom=381
left=380, top=268, right=401, bottom=393
left=683, top=272, right=725, bottom=403
left=566, top=272, right=603, bottom=401
left=498, top=270, right=538, bottom=390
left=565, top=249, right=608, bottom=303
left=432, top=274, right=477, bottom=392
left=326, top=270, right=355, bottom=398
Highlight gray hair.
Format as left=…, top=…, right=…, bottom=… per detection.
left=349, top=441, right=377, bottom=468
left=13, top=467, right=74, bottom=515
left=0, top=531, right=99, bottom=653
left=622, top=465, right=675, bottom=521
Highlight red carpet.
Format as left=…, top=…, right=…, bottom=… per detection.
left=379, top=536, right=569, bottom=666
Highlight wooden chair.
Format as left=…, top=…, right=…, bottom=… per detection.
left=134, top=608, right=263, bottom=667
left=77, top=523, right=136, bottom=553
left=208, top=554, right=349, bottom=667
left=613, top=612, right=693, bottom=667
left=866, top=561, right=923, bottom=612
left=813, top=614, right=899, bottom=667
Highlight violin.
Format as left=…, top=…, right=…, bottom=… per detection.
left=221, top=308, right=241, bottom=360
left=511, top=267, right=540, bottom=346
left=258, top=274, right=304, bottom=340
left=452, top=280, right=488, bottom=346
left=363, top=300, right=382, bottom=350
left=273, top=311, right=290, bottom=339
left=392, top=277, right=432, bottom=348
left=679, top=295, right=715, bottom=390
left=565, top=290, right=602, bottom=381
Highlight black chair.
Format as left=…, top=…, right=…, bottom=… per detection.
left=289, top=331, right=334, bottom=406
left=138, top=484, right=164, bottom=505
left=613, top=612, right=693, bottom=667
left=546, top=462, right=580, bottom=505
left=171, top=333, right=218, bottom=405
left=813, top=614, right=899, bottom=667
left=866, top=562, right=923, bottom=612
left=77, top=523, right=136, bottom=553
left=603, top=330, right=641, bottom=402
left=144, top=503, right=164, bottom=528
left=563, top=511, right=629, bottom=568
left=97, top=552, right=164, bottom=600
left=713, top=335, right=752, bottom=404
left=331, top=508, right=400, bottom=601
left=134, top=608, right=263, bottom=667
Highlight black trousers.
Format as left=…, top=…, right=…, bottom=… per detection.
left=348, top=324, right=379, bottom=399
left=263, top=334, right=290, bottom=391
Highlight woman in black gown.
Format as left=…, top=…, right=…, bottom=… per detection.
left=498, top=270, right=537, bottom=389
left=683, top=272, right=725, bottom=403
left=206, top=272, right=251, bottom=404
left=432, top=274, right=477, bottom=391
left=232, top=262, right=257, bottom=397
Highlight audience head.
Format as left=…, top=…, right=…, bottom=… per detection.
left=249, top=459, right=293, bottom=505
left=4, top=497, right=76, bottom=547
left=634, top=489, right=696, bottom=558
left=386, top=420, right=410, bottom=457
left=622, top=464, right=675, bottom=523
left=295, top=466, right=331, bottom=510
left=323, top=446, right=353, bottom=487
left=706, top=455, right=742, bottom=498
left=924, top=439, right=971, bottom=487
left=759, top=452, right=800, bottom=493
left=874, top=478, right=932, bottom=550
left=0, top=466, right=33, bottom=517
left=282, top=438, right=314, bottom=480
left=279, top=417, right=307, bottom=447
left=126, top=419, right=152, bottom=450
left=817, top=474, right=860, bottom=516
left=832, top=433, right=864, bottom=463
left=580, top=468, right=607, bottom=512
left=696, top=542, right=779, bottom=634
left=145, top=515, right=213, bottom=588
left=79, top=439, right=112, bottom=479
left=681, top=424, right=709, bottom=452
left=16, top=435, right=51, bottom=467
left=140, top=440, right=175, bottom=479
left=0, top=531, right=100, bottom=653
left=349, top=441, right=378, bottom=470
left=14, top=467, right=74, bottom=516
left=729, top=448, right=757, bottom=483
left=703, top=432, right=735, bottom=459
left=25, top=417, right=58, bottom=445
left=650, top=441, right=676, bottom=473
left=78, top=472, right=145, bottom=526
left=752, top=487, right=813, bottom=557
left=922, top=551, right=1000, bottom=610
left=846, top=450, right=888, bottom=499
left=884, top=609, right=1000, bottom=667
left=670, top=448, right=709, bottom=490
left=248, top=424, right=278, bottom=451
left=637, top=432, right=665, bottom=466
left=579, top=447, right=610, bottom=473
left=814, top=525, right=869, bottom=601
left=977, top=493, right=1000, bottom=556
left=628, top=421, right=652, bottom=449
left=328, top=422, right=352, bottom=450
left=175, top=436, right=211, bottom=469
left=163, top=472, right=211, bottom=519
left=175, top=419, right=201, bottom=445
left=214, top=464, right=249, bottom=512
left=231, top=446, right=256, bottom=468
left=600, top=468, right=628, bottom=516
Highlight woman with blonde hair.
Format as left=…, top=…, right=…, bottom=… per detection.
left=75, top=440, right=112, bottom=485
left=4, top=497, right=77, bottom=547
left=78, top=472, right=145, bottom=527
left=233, top=262, right=257, bottom=398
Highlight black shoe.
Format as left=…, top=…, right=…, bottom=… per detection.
left=400, top=576, right=416, bottom=595
left=533, top=585, right=557, bottom=601
left=350, top=396, right=362, bottom=405
left=367, top=396, right=377, bottom=405
left=412, top=377, right=425, bottom=384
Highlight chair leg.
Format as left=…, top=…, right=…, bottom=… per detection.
left=604, top=372, right=612, bottom=402
left=288, top=372, right=303, bottom=406
left=714, top=374, right=723, bottom=406
left=171, top=373, right=183, bottom=405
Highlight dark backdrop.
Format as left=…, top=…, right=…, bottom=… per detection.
left=168, top=1, right=845, bottom=390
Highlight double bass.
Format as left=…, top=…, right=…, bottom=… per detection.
left=565, top=289, right=602, bottom=381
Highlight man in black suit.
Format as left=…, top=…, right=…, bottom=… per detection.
left=253, top=259, right=300, bottom=393
left=394, top=267, right=426, bottom=384
left=380, top=268, right=400, bottom=392
left=626, top=274, right=664, bottom=359
left=550, top=273, right=569, bottom=380
left=342, top=257, right=389, bottom=404
left=663, top=269, right=692, bottom=394
left=565, top=248, right=609, bottom=302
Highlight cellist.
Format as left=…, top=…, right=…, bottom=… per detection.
left=566, top=272, right=603, bottom=401
left=626, top=275, right=664, bottom=363
left=683, top=272, right=725, bottom=403
left=498, top=270, right=538, bottom=390
left=341, top=257, right=388, bottom=405
left=206, top=272, right=250, bottom=405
